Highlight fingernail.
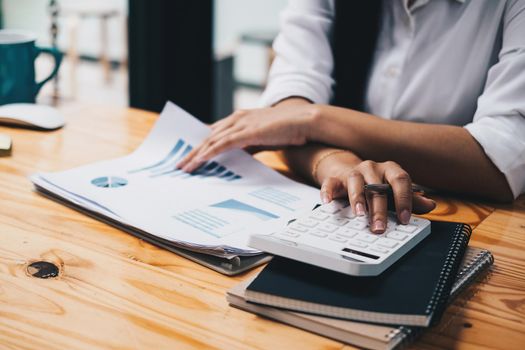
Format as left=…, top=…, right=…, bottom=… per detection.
left=355, top=202, right=365, bottom=216
left=400, top=209, right=411, bottom=225
left=321, top=192, right=330, bottom=204
left=372, top=220, right=385, bottom=233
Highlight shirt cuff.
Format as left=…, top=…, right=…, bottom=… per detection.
left=259, top=78, right=332, bottom=107
left=464, top=115, right=525, bottom=198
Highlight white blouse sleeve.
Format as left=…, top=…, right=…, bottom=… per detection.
left=464, top=0, right=525, bottom=198
left=260, top=0, right=335, bottom=106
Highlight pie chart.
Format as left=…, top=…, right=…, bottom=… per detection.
left=91, top=176, right=128, bottom=188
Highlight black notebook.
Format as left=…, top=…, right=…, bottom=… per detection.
left=245, top=221, right=471, bottom=327
left=229, top=247, right=493, bottom=350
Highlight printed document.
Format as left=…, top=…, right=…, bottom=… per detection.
left=31, top=102, right=320, bottom=257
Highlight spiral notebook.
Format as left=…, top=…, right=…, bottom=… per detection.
left=227, top=247, right=493, bottom=350
left=244, top=221, right=471, bottom=327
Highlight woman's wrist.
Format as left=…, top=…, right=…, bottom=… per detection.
left=311, top=148, right=362, bottom=185
left=301, top=104, right=324, bottom=142
left=311, top=150, right=348, bottom=183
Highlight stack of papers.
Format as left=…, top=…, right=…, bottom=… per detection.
left=31, top=102, right=320, bottom=260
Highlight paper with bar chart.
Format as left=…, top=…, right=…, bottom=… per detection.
left=31, top=102, right=320, bottom=257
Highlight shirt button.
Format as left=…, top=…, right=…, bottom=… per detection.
left=386, top=66, right=400, bottom=77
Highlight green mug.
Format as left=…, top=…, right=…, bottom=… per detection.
left=0, top=30, right=62, bottom=105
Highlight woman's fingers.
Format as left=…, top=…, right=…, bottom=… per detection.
left=412, top=195, right=437, bottom=214
left=320, top=177, right=346, bottom=204
left=315, top=155, right=436, bottom=234
left=176, top=147, right=200, bottom=169
left=179, top=125, right=245, bottom=172
left=179, top=106, right=314, bottom=172
left=177, top=111, right=247, bottom=170
left=192, top=131, right=252, bottom=167
left=383, top=162, right=413, bottom=224
left=359, top=161, right=387, bottom=233
left=346, top=171, right=366, bottom=216
left=179, top=144, right=212, bottom=172
left=210, top=110, right=243, bottom=131
left=209, top=116, right=232, bottom=131
left=367, top=191, right=388, bottom=233
left=177, top=136, right=214, bottom=170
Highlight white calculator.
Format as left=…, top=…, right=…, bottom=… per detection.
left=249, top=200, right=431, bottom=276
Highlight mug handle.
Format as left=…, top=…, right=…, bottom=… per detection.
left=34, top=46, right=63, bottom=95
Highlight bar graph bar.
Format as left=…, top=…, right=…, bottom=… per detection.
left=249, top=187, right=301, bottom=211
left=210, top=199, right=279, bottom=221
left=173, top=209, right=227, bottom=238
left=128, top=139, right=185, bottom=173
left=128, top=138, right=242, bottom=182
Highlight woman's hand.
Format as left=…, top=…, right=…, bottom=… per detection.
left=177, top=100, right=318, bottom=172
left=314, top=150, right=436, bottom=234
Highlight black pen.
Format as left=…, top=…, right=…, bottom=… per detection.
left=364, top=183, right=425, bottom=196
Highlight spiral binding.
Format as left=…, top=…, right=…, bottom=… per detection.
left=424, top=224, right=472, bottom=322
left=398, top=326, right=417, bottom=348
left=449, top=248, right=493, bottom=300
left=383, top=242, right=494, bottom=349
left=387, top=325, right=425, bottom=350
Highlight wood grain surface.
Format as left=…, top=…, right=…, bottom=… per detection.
left=0, top=105, right=523, bottom=350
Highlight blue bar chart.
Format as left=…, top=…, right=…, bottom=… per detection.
left=128, top=139, right=186, bottom=173
left=211, top=199, right=279, bottom=220
left=249, top=187, right=302, bottom=211
left=128, top=138, right=242, bottom=181
left=173, top=198, right=280, bottom=238
left=173, top=209, right=229, bottom=238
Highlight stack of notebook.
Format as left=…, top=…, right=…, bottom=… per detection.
left=227, top=221, right=494, bottom=349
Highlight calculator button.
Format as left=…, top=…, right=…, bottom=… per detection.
left=377, top=238, right=398, bottom=248
left=396, top=224, right=417, bottom=233
left=348, top=220, right=367, bottom=230
left=347, top=240, right=368, bottom=249
left=327, top=217, right=349, bottom=226
left=318, top=223, right=338, bottom=233
left=320, top=202, right=343, bottom=214
left=383, top=226, right=396, bottom=234
left=310, top=212, right=329, bottom=221
left=338, top=206, right=356, bottom=219
left=356, top=233, right=378, bottom=243
left=386, top=219, right=398, bottom=230
left=410, top=217, right=423, bottom=225
left=370, top=246, right=389, bottom=254
left=336, top=228, right=359, bottom=238
left=309, top=230, right=328, bottom=238
left=329, top=235, right=348, bottom=243
left=288, top=224, right=308, bottom=233
left=297, top=219, right=319, bottom=228
left=386, top=231, right=408, bottom=241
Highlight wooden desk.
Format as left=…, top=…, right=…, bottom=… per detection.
left=1, top=106, right=523, bottom=349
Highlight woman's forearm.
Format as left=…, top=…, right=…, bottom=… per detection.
left=306, top=105, right=513, bottom=201
left=279, top=144, right=350, bottom=185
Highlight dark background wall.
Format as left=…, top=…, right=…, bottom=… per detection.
left=0, top=0, right=3, bottom=29
left=128, top=0, right=214, bottom=123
